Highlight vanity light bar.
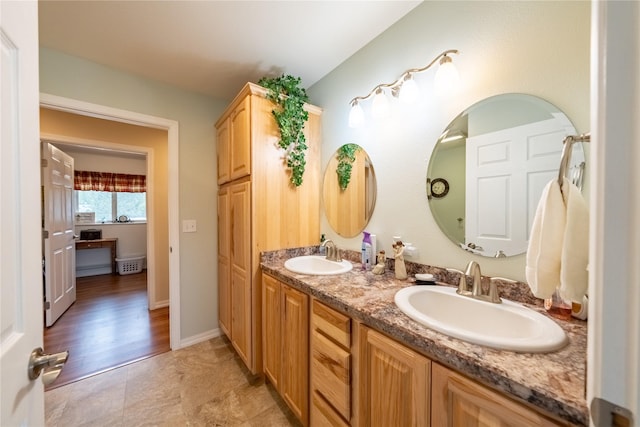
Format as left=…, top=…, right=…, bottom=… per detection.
left=348, top=49, right=460, bottom=128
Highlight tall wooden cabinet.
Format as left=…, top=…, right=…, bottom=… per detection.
left=216, top=82, right=322, bottom=375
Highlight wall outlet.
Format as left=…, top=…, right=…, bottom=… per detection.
left=182, top=219, right=197, bottom=233
left=404, top=244, right=419, bottom=258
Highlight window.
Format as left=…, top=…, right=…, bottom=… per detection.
left=76, top=190, right=146, bottom=223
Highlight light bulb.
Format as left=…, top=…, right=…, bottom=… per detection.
left=348, top=102, right=364, bottom=128
left=399, top=75, right=419, bottom=104
left=434, top=55, right=460, bottom=95
left=371, top=89, right=390, bottom=119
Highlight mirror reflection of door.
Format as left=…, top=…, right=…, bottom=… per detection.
left=42, top=142, right=77, bottom=326
left=427, top=94, right=584, bottom=258
left=465, top=117, right=572, bottom=256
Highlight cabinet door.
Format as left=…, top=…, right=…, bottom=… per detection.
left=281, top=284, right=309, bottom=425
left=360, top=326, right=431, bottom=427
left=217, top=187, right=231, bottom=337
left=230, top=181, right=251, bottom=366
left=230, top=96, right=251, bottom=180
left=216, top=117, right=230, bottom=184
left=262, top=273, right=281, bottom=388
left=431, top=363, right=564, bottom=427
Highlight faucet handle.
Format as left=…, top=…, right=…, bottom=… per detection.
left=446, top=268, right=468, bottom=295
left=487, top=280, right=501, bottom=304
left=487, top=277, right=515, bottom=304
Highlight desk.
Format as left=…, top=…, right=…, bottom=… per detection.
left=76, top=238, right=118, bottom=274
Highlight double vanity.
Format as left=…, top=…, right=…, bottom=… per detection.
left=260, top=247, right=588, bottom=426
left=216, top=83, right=589, bottom=426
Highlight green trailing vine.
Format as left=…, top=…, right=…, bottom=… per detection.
left=336, top=143, right=361, bottom=191
left=258, top=75, right=309, bottom=187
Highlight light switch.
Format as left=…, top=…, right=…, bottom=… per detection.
left=182, top=219, right=197, bottom=233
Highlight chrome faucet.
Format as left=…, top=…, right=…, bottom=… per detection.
left=321, top=239, right=342, bottom=262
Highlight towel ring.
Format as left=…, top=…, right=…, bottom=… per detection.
left=558, top=133, right=591, bottom=186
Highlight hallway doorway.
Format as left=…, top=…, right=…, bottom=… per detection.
left=40, top=94, right=181, bottom=351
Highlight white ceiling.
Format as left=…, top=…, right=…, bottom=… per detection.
left=39, top=0, right=422, bottom=101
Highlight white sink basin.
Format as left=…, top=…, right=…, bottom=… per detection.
left=394, top=286, right=568, bottom=353
left=284, top=255, right=353, bottom=276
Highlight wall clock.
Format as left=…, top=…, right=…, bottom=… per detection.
left=430, top=178, right=449, bottom=198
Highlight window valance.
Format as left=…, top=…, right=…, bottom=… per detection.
left=74, top=170, right=146, bottom=193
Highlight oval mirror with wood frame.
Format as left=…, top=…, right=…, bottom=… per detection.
left=323, top=144, right=377, bottom=238
left=427, top=93, right=586, bottom=258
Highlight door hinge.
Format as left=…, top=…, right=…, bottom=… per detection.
left=41, top=159, right=48, bottom=167
left=43, top=230, right=49, bottom=239
left=591, top=397, right=633, bottom=427
left=44, top=301, right=50, bottom=310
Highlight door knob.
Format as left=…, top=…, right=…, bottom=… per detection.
left=28, top=347, right=69, bottom=385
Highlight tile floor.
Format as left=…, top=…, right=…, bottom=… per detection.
left=45, top=336, right=300, bottom=426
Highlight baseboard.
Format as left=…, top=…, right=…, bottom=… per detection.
left=177, top=328, right=222, bottom=350
left=150, top=299, right=169, bottom=310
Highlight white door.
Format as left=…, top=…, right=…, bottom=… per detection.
left=588, top=1, right=640, bottom=425
left=42, top=143, right=76, bottom=326
left=1, top=1, right=46, bottom=425
left=465, top=118, right=571, bottom=256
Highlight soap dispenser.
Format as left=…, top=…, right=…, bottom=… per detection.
left=361, top=231, right=372, bottom=270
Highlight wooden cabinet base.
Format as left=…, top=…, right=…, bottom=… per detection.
left=432, top=363, right=566, bottom=426
left=311, top=391, right=349, bottom=427
left=359, top=326, right=431, bottom=427
left=262, top=273, right=309, bottom=426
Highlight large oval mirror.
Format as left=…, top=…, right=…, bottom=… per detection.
left=427, top=93, right=585, bottom=258
left=323, top=144, right=377, bottom=237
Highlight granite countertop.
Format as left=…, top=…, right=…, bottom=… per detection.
left=260, top=247, right=588, bottom=426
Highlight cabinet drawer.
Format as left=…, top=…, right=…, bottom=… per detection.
left=312, top=330, right=351, bottom=420
left=312, top=300, right=350, bottom=348
left=311, top=391, right=350, bottom=427
left=76, top=241, right=103, bottom=249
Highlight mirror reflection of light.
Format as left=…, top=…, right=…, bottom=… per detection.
left=441, top=131, right=466, bottom=143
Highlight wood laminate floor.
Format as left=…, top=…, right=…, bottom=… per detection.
left=44, top=271, right=170, bottom=390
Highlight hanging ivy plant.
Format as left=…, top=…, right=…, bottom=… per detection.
left=258, top=75, right=309, bottom=187
left=336, top=143, right=361, bottom=191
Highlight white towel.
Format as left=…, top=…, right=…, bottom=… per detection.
left=559, top=178, right=589, bottom=302
left=525, top=179, right=566, bottom=299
